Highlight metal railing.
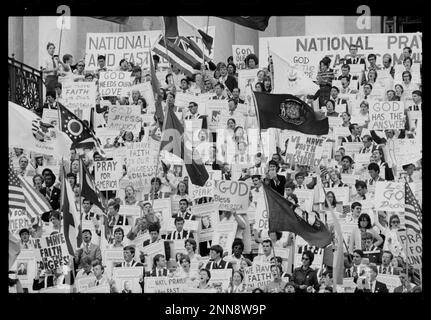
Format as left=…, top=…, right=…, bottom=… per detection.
left=8, top=54, right=44, bottom=110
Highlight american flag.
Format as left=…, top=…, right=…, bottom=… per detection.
left=404, top=182, right=422, bottom=234
left=8, top=165, right=26, bottom=210
left=17, top=175, right=52, bottom=219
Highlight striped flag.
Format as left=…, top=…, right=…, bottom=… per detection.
left=404, top=182, right=422, bottom=234
left=153, top=35, right=200, bottom=77
left=61, top=167, right=81, bottom=256
left=17, top=175, right=52, bottom=219
left=217, top=16, right=270, bottom=31
left=8, top=165, right=26, bottom=211
left=149, top=48, right=165, bottom=124
left=79, top=157, right=106, bottom=212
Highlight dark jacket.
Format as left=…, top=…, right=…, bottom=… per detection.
left=205, top=259, right=233, bottom=270
left=354, top=280, right=389, bottom=293
left=291, top=266, right=320, bottom=292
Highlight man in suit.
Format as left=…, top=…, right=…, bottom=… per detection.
left=346, top=44, right=366, bottom=65
left=212, top=82, right=226, bottom=100
left=165, top=217, right=193, bottom=240
left=74, top=229, right=102, bottom=270
left=394, top=271, right=413, bottom=293
left=184, top=101, right=204, bottom=121
left=409, top=90, right=422, bottom=111
left=106, top=200, right=128, bottom=228
left=119, top=245, right=144, bottom=268
left=173, top=199, right=195, bottom=220
left=359, top=135, right=379, bottom=154
left=342, top=123, right=362, bottom=143
left=231, top=87, right=245, bottom=104
left=377, top=251, right=399, bottom=275
left=355, top=263, right=389, bottom=293
left=345, top=249, right=364, bottom=279
left=329, top=86, right=348, bottom=111
left=265, top=160, right=286, bottom=196
left=205, top=245, right=233, bottom=270
left=143, top=223, right=161, bottom=247
left=147, top=254, right=168, bottom=277
left=40, top=171, right=61, bottom=222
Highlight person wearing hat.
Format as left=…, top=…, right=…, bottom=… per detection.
left=340, top=155, right=354, bottom=174
left=74, top=229, right=102, bottom=270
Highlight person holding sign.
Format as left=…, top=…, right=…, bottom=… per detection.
left=75, top=229, right=102, bottom=270
left=374, top=214, right=405, bottom=260
left=32, top=265, right=68, bottom=291
left=165, top=217, right=193, bottom=240
left=174, top=199, right=194, bottom=220
left=291, top=250, right=319, bottom=293
left=147, top=254, right=168, bottom=277
left=91, top=260, right=116, bottom=292
left=349, top=213, right=383, bottom=253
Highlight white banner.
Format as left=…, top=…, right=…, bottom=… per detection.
left=232, top=45, right=254, bottom=70
left=369, top=101, right=405, bottom=130
left=94, top=158, right=122, bottom=191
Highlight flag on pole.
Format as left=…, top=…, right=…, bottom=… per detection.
left=9, top=101, right=71, bottom=158
left=17, top=175, right=52, bottom=219
left=61, top=167, right=81, bottom=256
left=217, top=16, right=270, bottom=31
left=263, top=183, right=332, bottom=248
left=271, top=49, right=319, bottom=96
left=164, top=16, right=213, bottom=54
left=149, top=48, right=165, bottom=124
left=92, top=16, right=130, bottom=24
left=58, top=103, right=105, bottom=156
left=8, top=165, right=26, bottom=211
left=79, top=158, right=106, bottom=212
left=404, top=182, right=422, bottom=234
left=160, top=107, right=209, bottom=187
left=254, top=91, right=329, bottom=135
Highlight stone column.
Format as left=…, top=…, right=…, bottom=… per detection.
left=8, top=17, right=24, bottom=61
left=305, top=16, right=345, bottom=35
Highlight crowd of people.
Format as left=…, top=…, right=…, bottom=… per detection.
left=9, top=29, right=422, bottom=294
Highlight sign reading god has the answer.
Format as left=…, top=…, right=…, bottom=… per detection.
left=369, top=101, right=405, bottom=130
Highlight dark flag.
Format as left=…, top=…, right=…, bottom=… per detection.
left=149, top=48, right=165, bottom=125
left=79, top=158, right=106, bottom=212
left=160, top=108, right=209, bottom=187
left=254, top=91, right=329, bottom=135
left=217, top=16, right=270, bottom=31
left=58, top=103, right=105, bottom=155
left=91, top=17, right=130, bottom=24
left=263, top=183, right=332, bottom=248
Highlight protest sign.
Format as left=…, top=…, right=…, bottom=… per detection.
left=75, top=275, right=97, bottom=292
left=332, top=126, right=351, bottom=139
left=398, top=229, right=422, bottom=269
left=206, top=100, right=228, bottom=131
left=184, top=119, right=203, bottom=148
left=374, top=181, right=405, bottom=212
left=294, top=189, right=315, bottom=213
left=369, top=101, right=405, bottom=130
left=340, top=174, right=361, bottom=186
left=260, top=33, right=422, bottom=81
left=62, top=82, right=96, bottom=111
left=94, top=158, right=122, bottom=191
left=232, top=45, right=254, bottom=70
left=42, top=109, right=60, bottom=128
left=237, top=69, right=258, bottom=96
left=175, top=92, right=200, bottom=113
left=95, top=128, right=120, bottom=152
left=285, top=134, right=325, bottom=167
left=253, top=191, right=267, bottom=232
left=189, top=170, right=221, bottom=200
left=112, top=267, right=143, bottom=293
left=99, top=71, right=133, bottom=97
left=328, top=117, right=343, bottom=128
left=208, top=269, right=232, bottom=292
left=144, top=276, right=189, bottom=293
left=213, top=180, right=250, bottom=213
left=15, top=249, right=36, bottom=285
left=354, top=153, right=372, bottom=173
left=193, top=203, right=220, bottom=243
left=340, top=221, right=357, bottom=246
left=126, top=140, right=160, bottom=192
left=212, top=222, right=237, bottom=255
left=107, top=105, right=141, bottom=132
left=33, top=233, right=70, bottom=272
left=342, top=142, right=363, bottom=157
left=257, top=245, right=290, bottom=260
left=81, top=284, right=110, bottom=293
left=152, top=199, right=172, bottom=234
left=127, top=82, right=156, bottom=113
left=293, top=236, right=324, bottom=273
left=9, top=209, right=32, bottom=236
left=386, top=139, right=421, bottom=168
left=102, top=249, right=125, bottom=277
left=166, top=218, right=199, bottom=234
left=342, top=277, right=357, bottom=292
left=376, top=274, right=402, bottom=293
left=141, top=241, right=166, bottom=271
left=243, top=263, right=273, bottom=291
left=85, top=31, right=162, bottom=71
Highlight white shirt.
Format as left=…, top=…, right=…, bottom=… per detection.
left=253, top=254, right=272, bottom=264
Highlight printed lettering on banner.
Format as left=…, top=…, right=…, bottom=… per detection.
left=62, top=82, right=97, bottom=110
left=33, top=233, right=70, bottom=272
left=354, top=153, right=372, bottom=173
left=208, top=269, right=232, bottom=292
left=232, top=45, right=254, bottom=70
left=398, top=229, right=422, bottom=269
left=294, top=236, right=324, bottom=273
left=102, top=249, right=125, bottom=277
left=144, top=276, right=189, bottom=293
left=285, top=134, right=325, bottom=167
left=126, top=140, right=160, bottom=192
left=107, top=105, right=141, bottom=132
left=9, top=209, right=32, bottom=236
left=112, top=267, right=143, bottom=293
left=75, top=275, right=97, bottom=292
left=95, top=128, right=120, bottom=153
left=369, top=101, right=405, bottom=130
left=99, top=71, right=133, bottom=97
left=85, top=31, right=163, bottom=71
left=260, top=33, right=422, bottom=81
left=243, top=263, right=273, bottom=291
left=193, top=203, right=220, bottom=243
left=189, top=170, right=221, bottom=200
left=213, top=180, right=250, bottom=213
left=387, top=139, right=421, bottom=168
left=94, top=158, right=122, bottom=191
left=376, top=274, right=402, bottom=293
left=374, top=181, right=405, bottom=212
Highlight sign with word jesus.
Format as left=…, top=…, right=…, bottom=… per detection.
left=374, top=181, right=405, bottom=212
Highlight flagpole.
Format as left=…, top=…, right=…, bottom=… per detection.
left=267, top=41, right=274, bottom=93
left=202, top=16, right=210, bottom=69
left=58, top=16, right=65, bottom=58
